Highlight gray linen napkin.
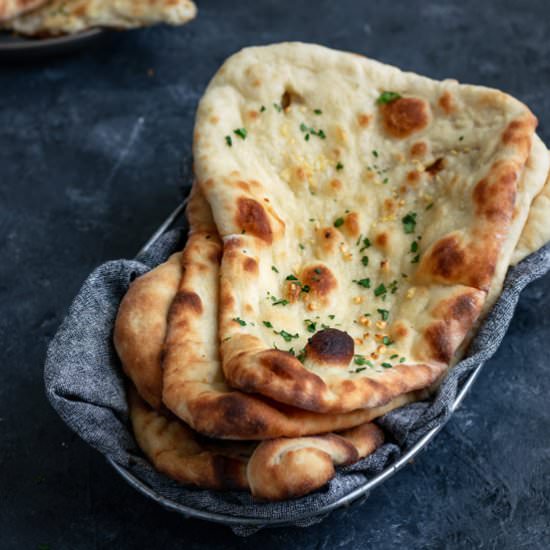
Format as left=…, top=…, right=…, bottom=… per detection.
left=44, top=226, right=550, bottom=535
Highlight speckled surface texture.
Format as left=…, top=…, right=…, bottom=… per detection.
left=1, top=1, right=549, bottom=548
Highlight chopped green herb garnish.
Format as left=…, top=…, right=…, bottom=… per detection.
left=402, top=212, right=417, bottom=234
left=262, top=321, right=273, bottom=328
left=297, top=349, right=306, bottom=362
left=361, top=256, right=369, bottom=267
left=426, top=203, right=434, bottom=210
left=377, top=309, right=389, bottom=321
left=271, top=297, right=289, bottom=306
left=225, top=135, right=232, bottom=147
left=390, top=354, right=399, bottom=359
left=233, top=128, right=247, bottom=140
left=411, top=241, right=419, bottom=253
left=354, top=278, right=371, bottom=288
left=383, top=177, right=389, bottom=184
left=314, top=268, right=322, bottom=275
left=360, top=237, right=371, bottom=251
left=301, top=284, right=310, bottom=293
left=304, top=319, right=317, bottom=333
left=381, top=362, right=393, bottom=369
left=411, top=254, right=420, bottom=264
left=260, top=105, right=266, bottom=112
left=286, top=274, right=299, bottom=281
left=328, top=314, right=336, bottom=320
left=389, top=280, right=398, bottom=294
left=274, top=330, right=299, bottom=342
left=355, top=356, right=374, bottom=368
left=233, top=317, right=246, bottom=326
left=382, top=336, right=393, bottom=346
left=299, top=243, right=305, bottom=250
left=459, top=135, right=464, bottom=141
left=399, top=357, right=406, bottom=363
left=355, top=367, right=367, bottom=373
left=299, top=122, right=326, bottom=140
left=336, top=162, right=344, bottom=171
left=376, top=91, right=402, bottom=105
left=334, top=217, right=345, bottom=228
left=314, top=109, right=323, bottom=115
left=273, top=103, right=282, bottom=112
left=372, top=150, right=379, bottom=158
left=374, top=283, right=387, bottom=297
left=271, top=265, right=279, bottom=273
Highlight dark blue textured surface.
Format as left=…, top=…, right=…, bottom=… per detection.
left=1, top=1, right=549, bottom=548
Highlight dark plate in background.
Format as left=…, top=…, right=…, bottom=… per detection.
left=0, top=28, right=104, bottom=59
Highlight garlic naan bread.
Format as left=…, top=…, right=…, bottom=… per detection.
left=3, top=0, right=196, bottom=35
left=114, top=252, right=182, bottom=410
left=129, top=384, right=384, bottom=500
left=162, top=186, right=420, bottom=439
left=0, top=0, right=47, bottom=22
left=512, top=152, right=550, bottom=265
left=193, top=43, right=546, bottom=413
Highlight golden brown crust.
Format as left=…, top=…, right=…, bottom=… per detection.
left=247, top=422, right=385, bottom=500
left=113, top=253, right=182, bottom=410
left=337, top=422, right=385, bottom=458
left=128, top=385, right=249, bottom=491
left=130, top=384, right=387, bottom=500
left=247, top=434, right=358, bottom=500
left=0, top=0, right=47, bottom=22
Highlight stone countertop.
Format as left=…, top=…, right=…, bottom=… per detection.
left=1, top=1, right=549, bottom=548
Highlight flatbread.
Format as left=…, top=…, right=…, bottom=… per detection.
left=162, top=186, right=421, bottom=439
left=3, top=0, right=196, bottom=35
left=193, top=42, right=544, bottom=413
left=114, top=252, right=182, bottom=410
left=129, top=384, right=384, bottom=500
left=512, top=152, right=550, bottom=265
left=128, top=384, right=250, bottom=491
left=0, top=0, right=47, bottom=22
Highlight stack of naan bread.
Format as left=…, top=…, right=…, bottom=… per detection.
left=0, top=0, right=196, bottom=35
left=114, top=43, right=550, bottom=501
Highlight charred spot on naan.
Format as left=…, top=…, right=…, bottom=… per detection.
left=473, top=160, right=518, bottom=223
left=502, top=113, right=537, bottom=159
left=305, top=329, right=354, bottom=366
left=416, top=231, right=498, bottom=291
left=169, top=291, right=203, bottom=318
left=357, top=113, right=371, bottom=128
left=417, top=289, right=485, bottom=364
left=410, top=141, right=428, bottom=158
left=379, top=97, right=430, bottom=139
left=343, top=212, right=360, bottom=237
left=235, top=197, right=273, bottom=243
left=301, top=264, right=338, bottom=300
left=425, top=157, right=446, bottom=176
left=316, top=226, right=340, bottom=254
left=189, top=392, right=270, bottom=439
left=243, top=257, right=259, bottom=274
left=438, top=91, right=456, bottom=115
